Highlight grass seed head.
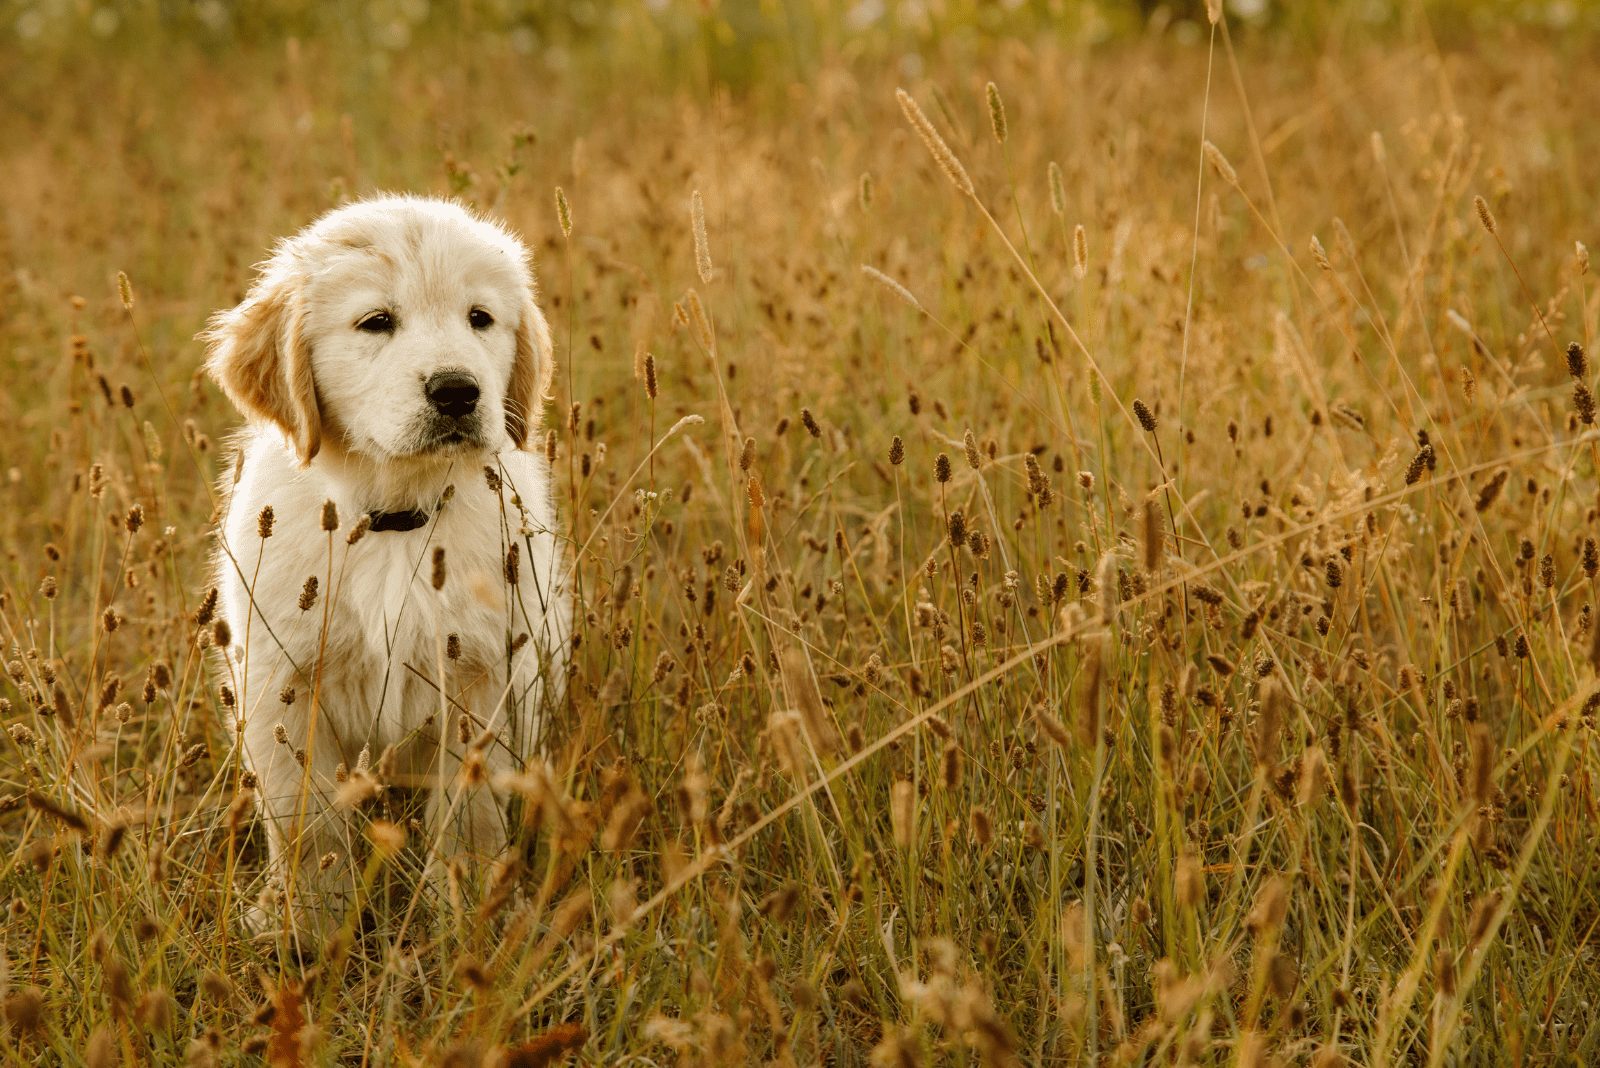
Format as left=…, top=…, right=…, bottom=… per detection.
left=555, top=186, right=572, bottom=238
left=1203, top=141, right=1238, bottom=186
left=1473, top=194, right=1497, bottom=234
left=985, top=81, right=1007, bottom=144
left=895, top=88, right=975, bottom=197
left=1132, top=398, right=1158, bottom=433
left=1047, top=161, right=1065, bottom=216
left=690, top=189, right=713, bottom=283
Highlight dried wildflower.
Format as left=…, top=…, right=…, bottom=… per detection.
left=1047, top=161, right=1066, bottom=216
left=1132, top=398, right=1158, bottom=433
left=320, top=500, right=338, bottom=532
left=1473, top=194, right=1496, bottom=234
left=643, top=352, right=658, bottom=400
left=963, top=429, right=981, bottom=470
left=257, top=505, right=275, bottom=539
left=1568, top=342, right=1588, bottom=379
left=948, top=509, right=967, bottom=548
left=1247, top=876, right=1289, bottom=938
left=888, top=436, right=905, bottom=466
left=1404, top=444, right=1434, bottom=485
left=1073, top=224, right=1088, bottom=279
left=934, top=452, right=952, bottom=483
left=117, top=271, right=134, bottom=310
left=213, top=619, right=231, bottom=647
left=685, top=288, right=714, bottom=348
left=690, top=190, right=713, bottom=283
left=1578, top=241, right=1591, bottom=275
left=125, top=504, right=143, bottom=534
left=861, top=265, right=923, bottom=312
left=346, top=514, right=370, bottom=544
left=985, top=81, right=1007, bottom=144
left=800, top=408, right=821, bottom=438
left=554, top=186, right=572, bottom=238
left=1142, top=500, right=1163, bottom=571
left=1254, top=679, right=1284, bottom=770
left=1575, top=383, right=1596, bottom=425
left=195, top=587, right=218, bottom=627
left=1474, top=470, right=1509, bottom=513
left=431, top=547, right=447, bottom=590
left=298, top=576, right=318, bottom=611
left=890, top=780, right=916, bottom=848
left=895, top=88, right=975, bottom=197
left=1584, top=537, right=1598, bottom=579
left=505, top=543, right=521, bottom=586
left=1203, top=141, right=1238, bottom=186
left=1310, top=235, right=1332, bottom=270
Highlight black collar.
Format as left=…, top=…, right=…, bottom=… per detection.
left=367, top=508, right=431, bottom=533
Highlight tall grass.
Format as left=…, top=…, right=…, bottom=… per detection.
left=4, top=6, right=1600, bottom=1064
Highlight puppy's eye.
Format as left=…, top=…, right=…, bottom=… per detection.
left=356, top=311, right=395, bottom=334
left=468, top=307, right=494, bottom=330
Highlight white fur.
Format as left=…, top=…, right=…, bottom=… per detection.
left=205, top=196, right=569, bottom=931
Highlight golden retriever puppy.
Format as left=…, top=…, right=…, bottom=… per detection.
left=203, top=195, right=568, bottom=934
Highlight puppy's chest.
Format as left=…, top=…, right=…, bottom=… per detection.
left=257, top=530, right=510, bottom=675
left=343, top=533, right=507, bottom=651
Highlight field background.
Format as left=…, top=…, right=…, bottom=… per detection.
left=5, top=0, right=1600, bottom=1064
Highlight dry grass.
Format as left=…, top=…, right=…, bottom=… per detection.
left=4, top=5, right=1600, bottom=1064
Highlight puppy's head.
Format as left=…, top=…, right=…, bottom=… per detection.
left=204, top=196, right=553, bottom=465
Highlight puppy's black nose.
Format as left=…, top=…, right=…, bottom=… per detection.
left=426, top=371, right=479, bottom=418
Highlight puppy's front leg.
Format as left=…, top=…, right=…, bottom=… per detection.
left=243, top=706, right=358, bottom=940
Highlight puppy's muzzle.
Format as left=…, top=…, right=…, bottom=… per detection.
left=426, top=371, right=480, bottom=419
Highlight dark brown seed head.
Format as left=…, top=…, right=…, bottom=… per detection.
left=948, top=509, right=967, bottom=548
left=298, top=576, right=319, bottom=612
left=1132, top=398, right=1158, bottom=433
left=1583, top=537, right=1598, bottom=578
left=644, top=352, right=658, bottom=400
left=800, top=408, right=822, bottom=438
left=195, top=588, right=218, bottom=627
left=1404, top=444, right=1434, bottom=485
left=257, top=505, right=275, bottom=539
left=431, top=547, right=447, bottom=590
left=320, top=500, right=338, bottom=532
left=1575, top=383, right=1596, bottom=425
left=1568, top=341, right=1588, bottom=379
left=963, top=429, right=981, bottom=470
left=889, top=436, right=905, bottom=466
left=1475, top=470, right=1509, bottom=513
left=934, top=453, right=952, bottom=484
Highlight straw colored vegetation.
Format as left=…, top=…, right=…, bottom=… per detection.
left=3, top=3, right=1600, bottom=1063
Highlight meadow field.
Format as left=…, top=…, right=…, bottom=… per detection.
left=4, top=0, right=1600, bottom=1063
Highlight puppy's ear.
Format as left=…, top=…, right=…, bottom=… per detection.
left=506, top=298, right=554, bottom=449
left=203, top=274, right=322, bottom=465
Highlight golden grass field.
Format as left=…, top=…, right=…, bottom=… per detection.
left=5, top=1, right=1600, bottom=1063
